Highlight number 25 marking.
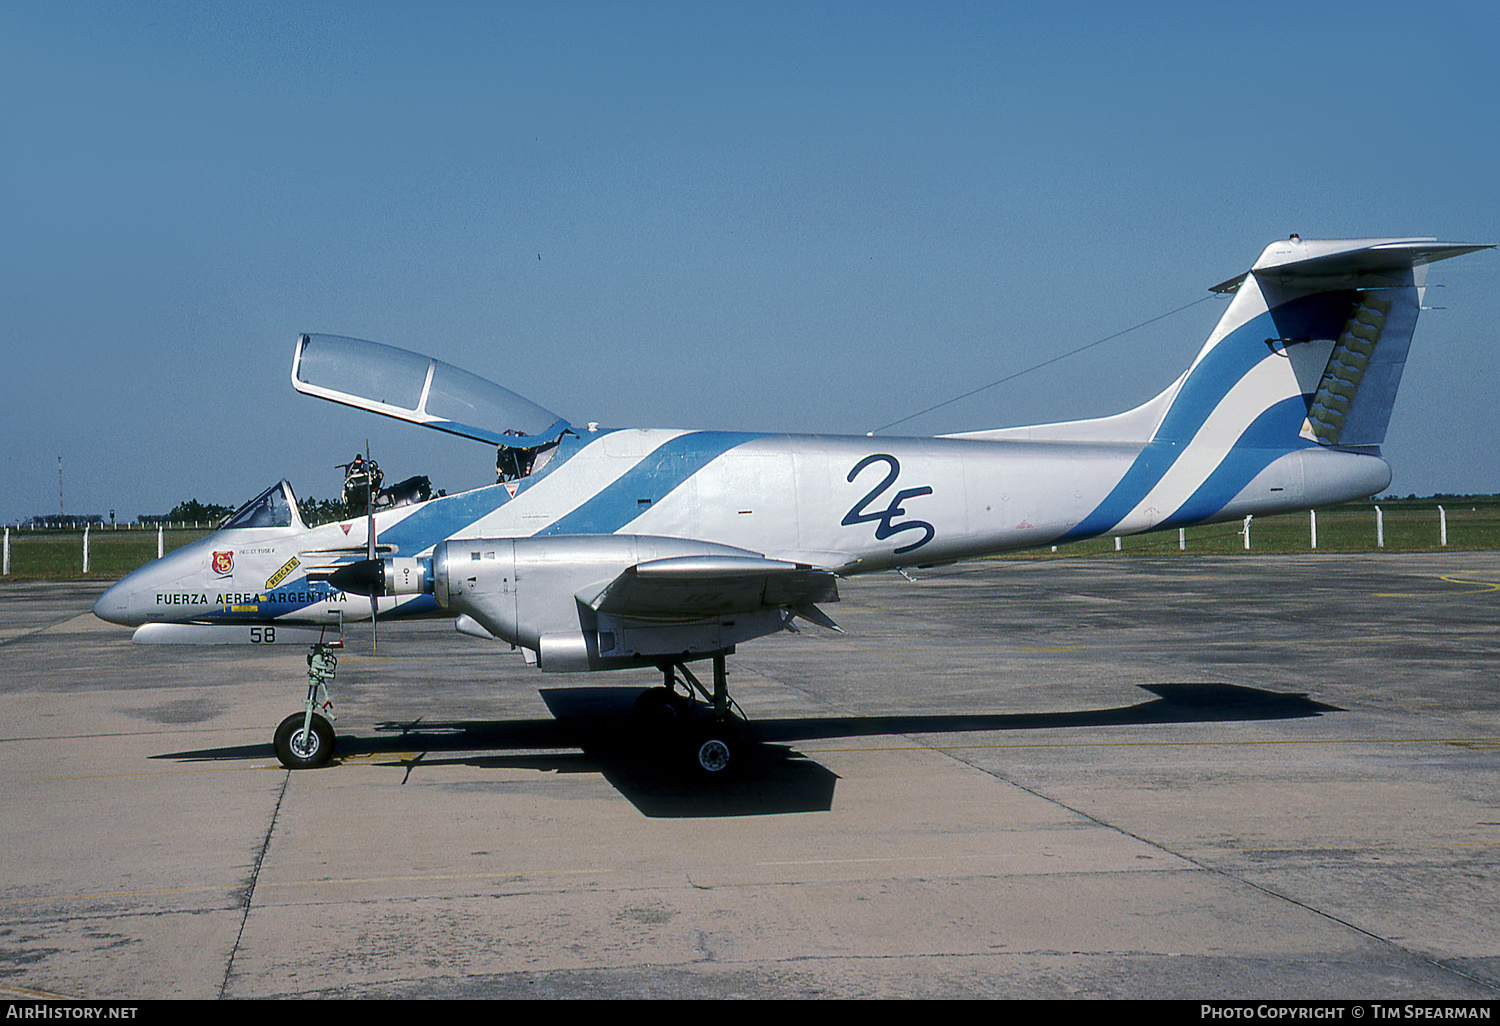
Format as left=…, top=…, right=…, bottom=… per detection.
left=842, top=454, right=935, bottom=555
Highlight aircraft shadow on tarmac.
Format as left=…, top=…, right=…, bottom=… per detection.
left=153, top=682, right=1339, bottom=819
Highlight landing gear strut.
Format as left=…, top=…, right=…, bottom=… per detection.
left=635, top=653, right=751, bottom=780
left=273, top=642, right=340, bottom=769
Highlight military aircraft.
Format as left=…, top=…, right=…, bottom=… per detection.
left=93, top=235, right=1489, bottom=777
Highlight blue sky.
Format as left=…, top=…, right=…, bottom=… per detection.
left=3, top=1, right=1496, bottom=524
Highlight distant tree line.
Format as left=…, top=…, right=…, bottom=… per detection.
left=15, top=496, right=360, bottom=529
left=298, top=496, right=353, bottom=526
left=131, top=496, right=354, bottom=527
left=23, top=514, right=106, bottom=528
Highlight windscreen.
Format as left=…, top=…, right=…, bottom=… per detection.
left=292, top=335, right=570, bottom=448
left=222, top=481, right=302, bottom=530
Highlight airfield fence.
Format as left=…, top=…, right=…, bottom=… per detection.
left=1026, top=502, right=1500, bottom=559
left=4, top=501, right=1499, bottom=579
left=2, top=526, right=212, bottom=578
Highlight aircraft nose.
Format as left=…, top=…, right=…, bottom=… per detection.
left=92, top=578, right=139, bottom=626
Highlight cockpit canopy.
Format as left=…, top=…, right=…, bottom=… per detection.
left=222, top=480, right=305, bottom=530
left=291, top=334, right=571, bottom=449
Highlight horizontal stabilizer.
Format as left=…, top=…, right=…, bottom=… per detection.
left=1251, top=238, right=1491, bottom=284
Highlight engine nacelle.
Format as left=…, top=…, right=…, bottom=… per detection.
left=382, top=557, right=431, bottom=595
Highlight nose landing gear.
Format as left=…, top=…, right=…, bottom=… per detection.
left=273, top=641, right=340, bottom=769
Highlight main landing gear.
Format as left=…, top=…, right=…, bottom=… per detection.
left=633, top=653, right=752, bottom=780
left=273, top=642, right=339, bottom=769
left=270, top=642, right=751, bottom=780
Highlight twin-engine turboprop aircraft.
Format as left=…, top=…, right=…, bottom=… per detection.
left=93, top=236, right=1489, bottom=776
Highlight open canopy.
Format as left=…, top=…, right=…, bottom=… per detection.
left=291, top=334, right=571, bottom=449
left=221, top=480, right=305, bottom=530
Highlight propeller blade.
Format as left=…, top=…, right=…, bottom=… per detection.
left=366, top=440, right=377, bottom=654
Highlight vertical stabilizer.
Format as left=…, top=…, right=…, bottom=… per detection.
left=1058, top=236, right=1488, bottom=540
left=1152, top=237, right=1487, bottom=457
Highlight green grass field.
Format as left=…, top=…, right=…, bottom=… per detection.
left=1, top=528, right=213, bottom=580
left=1015, top=499, right=1500, bottom=559
left=3, top=498, right=1498, bottom=580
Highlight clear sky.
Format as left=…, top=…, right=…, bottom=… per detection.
left=3, top=0, right=1497, bottom=525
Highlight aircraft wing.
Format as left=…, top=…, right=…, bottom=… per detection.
left=291, top=334, right=571, bottom=448
left=581, top=554, right=840, bottom=625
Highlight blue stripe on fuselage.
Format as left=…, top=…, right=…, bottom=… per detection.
left=375, top=431, right=593, bottom=553
left=1058, top=292, right=1345, bottom=542
left=536, top=431, right=762, bottom=536
left=1158, top=395, right=1318, bottom=528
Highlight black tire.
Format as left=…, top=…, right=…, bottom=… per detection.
left=274, top=712, right=336, bottom=769
left=633, top=686, right=690, bottom=737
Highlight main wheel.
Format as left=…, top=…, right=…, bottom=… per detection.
left=274, top=712, right=336, bottom=769
left=688, top=722, right=746, bottom=780
left=633, top=686, right=691, bottom=737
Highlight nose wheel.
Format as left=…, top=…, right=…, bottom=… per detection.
left=274, top=711, right=335, bottom=769
left=273, top=642, right=339, bottom=769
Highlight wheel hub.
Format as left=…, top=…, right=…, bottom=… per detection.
left=696, top=738, right=732, bottom=773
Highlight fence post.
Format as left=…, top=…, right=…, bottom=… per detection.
left=1243, top=515, right=1252, bottom=550
left=1310, top=509, right=1317, bottom=549
left=83, top=524, right=90, bottom=574
left=1179, top=528, right=1185, bottom=551
left=3, top=527, right=8, bottom=575
left=1375, top=505, right=1384, bottom=548
left=158, top=525, right=164, bottom=558
left=1114, top=537, right=1121, bottom=551
left=1439, top=505, right=1447, bottom=547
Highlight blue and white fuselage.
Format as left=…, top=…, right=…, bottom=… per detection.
left=94, top=236, right=1488, bottom=674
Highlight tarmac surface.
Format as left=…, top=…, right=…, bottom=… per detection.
left=1, top=552, right=1498, bottom=1000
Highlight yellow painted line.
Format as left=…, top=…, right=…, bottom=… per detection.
left=0, top=884, right=235, bottom=906
left=1, top=747, right=591, bottom=784
left=802, top=736, right=1500, bottom=755
left=2, top=764, right=283, bottom=784
left=1376, top=574, right=1500, bottom=598
left=1438, top=575, right=1500, bottom=594
left=335, top=752, right=423, bottom=765
left=0, top=868, right=610, bottom=908
left=0, top=983, right=77, bottom=1000
left=817, top=638, right=923, bottom=667
left=757, top=853, right=1012, bottom=869
left=258, top=867, right=607, bottom=890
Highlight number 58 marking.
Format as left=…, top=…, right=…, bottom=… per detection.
left=250, top=627, right=277, bottom=644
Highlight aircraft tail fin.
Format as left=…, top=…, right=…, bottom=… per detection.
left=1149, top=237, right=1488, bottom=454
left=1048, top=237, right=1488, bottom=541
